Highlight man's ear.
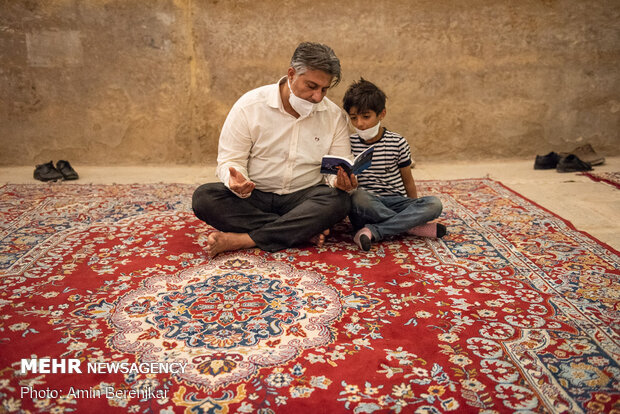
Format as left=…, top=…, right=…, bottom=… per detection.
left=287, top=67, right=296, bottom=81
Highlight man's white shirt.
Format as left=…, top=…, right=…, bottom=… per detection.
left=216, top=77, right=352, bottom=195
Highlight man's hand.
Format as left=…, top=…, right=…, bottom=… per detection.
left=334, top=167, right=358, bottom=192
left=229, top=167, right=255, bottom=198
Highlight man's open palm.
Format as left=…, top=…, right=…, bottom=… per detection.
left=229, top=167, right=255, bottom=197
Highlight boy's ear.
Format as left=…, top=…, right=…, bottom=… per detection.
left=378, top=109, right=387, bottom=120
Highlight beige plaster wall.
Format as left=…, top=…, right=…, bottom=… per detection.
left=1, top=0, right=619, bottom=166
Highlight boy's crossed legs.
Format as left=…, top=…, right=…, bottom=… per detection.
left=350, top=189, right=445, bottom=251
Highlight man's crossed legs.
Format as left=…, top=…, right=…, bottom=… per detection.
left=192, top=183, right=351, bottom=255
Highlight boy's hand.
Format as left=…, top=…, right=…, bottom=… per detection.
left=229, top=167, right=255, bottom=198
left=335, top=167, right=358, bottom=192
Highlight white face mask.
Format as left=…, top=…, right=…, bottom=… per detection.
left=355, top=122, right=381, bottom=141
left=288, top=78, right=317, bottom=117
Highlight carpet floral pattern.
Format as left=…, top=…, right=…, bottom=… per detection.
left=0, top=180, right=618, bottom=413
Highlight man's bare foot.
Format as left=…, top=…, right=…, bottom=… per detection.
left=206, top=231, right=256, bottom=257
left=309, top=229, right=330, bottom=248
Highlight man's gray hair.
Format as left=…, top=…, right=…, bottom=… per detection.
left=290, top=42, right=341, bottom=87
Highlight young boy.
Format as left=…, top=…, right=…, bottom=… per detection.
left=342, top=78, right=446, bottom=251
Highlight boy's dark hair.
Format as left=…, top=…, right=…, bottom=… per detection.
left=342, top=78, right=387, bottom=114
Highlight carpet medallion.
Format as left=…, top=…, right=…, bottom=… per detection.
left=0, top=180, right=618, bottom=413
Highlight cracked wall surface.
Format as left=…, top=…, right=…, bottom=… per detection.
left=1, top=0, right=619, bottom=166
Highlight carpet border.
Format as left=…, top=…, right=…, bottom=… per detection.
left=483, top=177, right=620, bottom=256
left=579, top=171, right=620, bottom=190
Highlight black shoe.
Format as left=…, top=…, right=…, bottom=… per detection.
left=556, top=154, right=592, bottom=173
left=33, top=161, right=64, bottom=182
left=534, top=152, right=561, bottom=169
left=56, top=160, right=79, bottom=180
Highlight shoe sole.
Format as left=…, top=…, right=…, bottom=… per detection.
left=557, top=168, right=592, bottom=173
left=34, top=175, right=63, bottom=182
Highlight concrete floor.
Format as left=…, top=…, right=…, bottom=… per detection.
left=1, top=157, right=619, bottom=250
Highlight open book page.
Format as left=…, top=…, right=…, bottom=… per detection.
left=320, top=145, right=374, bottom=175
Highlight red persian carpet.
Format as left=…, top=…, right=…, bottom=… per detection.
left=0, top=180, right=618, bottom=413
left=580, top=171, right=620, bottom=190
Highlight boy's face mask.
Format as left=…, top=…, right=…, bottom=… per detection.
left=355, top=122, right=381, bottom=141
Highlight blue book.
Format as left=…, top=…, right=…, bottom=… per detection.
left=320, top=145, right=374, bottom=175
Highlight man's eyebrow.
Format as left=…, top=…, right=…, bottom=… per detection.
left=307, top=80, right=330, bottom=89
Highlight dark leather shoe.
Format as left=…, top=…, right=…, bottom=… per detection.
left=33, top=161, right=64, bottom=182
left=534, top=152, right=561, bottom=169
left=556, top=154, right=592, bottom=173
left=56, top=160, right=79, bottom=180
left=570, top=144, right=605, bottom=166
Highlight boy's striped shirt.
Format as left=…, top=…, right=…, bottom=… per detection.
left=350, top=128, right=413, bottom=197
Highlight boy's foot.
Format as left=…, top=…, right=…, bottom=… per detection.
left=353, top=227, right=373, bottom=251
left=407, top=222, right=447, bottom=238
left=206, top=231, right=255, bottom=257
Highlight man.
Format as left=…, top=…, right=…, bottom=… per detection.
left=192, top=42, right=356, bottom=256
